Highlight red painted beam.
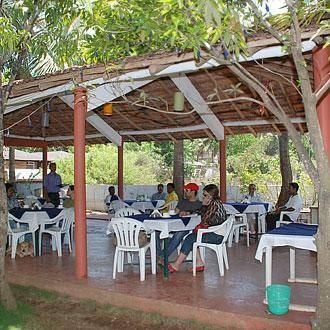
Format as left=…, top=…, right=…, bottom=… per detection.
left=42, top=146, right=48, bottom=197
left=219, top=136, right=226, bottom=202
left=313, top=46, right=330, bottom=161
left=73, top=87, right=88, bottom=279
left=118, top=143, right=124, bottom=199
left=4, top=137, right=47, bottom=148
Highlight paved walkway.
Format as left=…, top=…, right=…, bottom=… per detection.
left=6, top=218, right=316, bottom=329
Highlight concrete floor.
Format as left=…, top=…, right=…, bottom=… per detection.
left=5, top=217, right=317, bottom=329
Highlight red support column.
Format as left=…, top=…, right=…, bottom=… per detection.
left=313, top=46, right=330, bottom=160
left=118, top=143, right=124, bottom=199
left=42, top=146, right=48, bottom=197
left=73, top=87, right=88, bottom=279
left=219, top=136, right=227, bottom=202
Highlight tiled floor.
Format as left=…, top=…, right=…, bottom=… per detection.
left=6, top=218, right=317, bottom=328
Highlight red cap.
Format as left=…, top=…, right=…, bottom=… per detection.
left=184, top=183, right=199, bottom=191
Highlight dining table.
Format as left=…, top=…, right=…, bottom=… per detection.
left=9, top=207, right=64, bottom=255
left=107, top=213, right=201, bottom=278
left=223, top=202, right=272, bottom=235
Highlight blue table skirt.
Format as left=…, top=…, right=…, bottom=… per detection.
left=9, top=208, right=63, bottom=220
left=127, top=214, right=191, bottom=226
left=124, top=200, right=158, bottom=207
left=225, top=202, right=270, bottom=213
left=268, top=223, right=318, bottom=236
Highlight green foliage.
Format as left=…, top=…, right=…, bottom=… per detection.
left=57, top=144, right=164, bottom=184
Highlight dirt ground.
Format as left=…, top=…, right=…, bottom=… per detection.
left=0, top=285, right=222, bottom=330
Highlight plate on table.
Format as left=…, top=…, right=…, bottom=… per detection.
left=181, top=213, right=197, bottom=218
left=161, top=215, right=171, bottom=218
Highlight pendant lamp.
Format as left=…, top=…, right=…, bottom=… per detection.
left=103, top=103, right=113, bottom=116
left=173, top=92, right=184, bottom=111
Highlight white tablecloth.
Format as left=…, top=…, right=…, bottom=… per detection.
left=130, top=200, right=165, bottom=211
left=255, top=233, right=317, bottom=262
left=144, top=215, right=201, bottom=239
left=223, top=203, right=272, bottom=215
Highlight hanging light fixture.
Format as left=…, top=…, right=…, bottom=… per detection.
left=103, top=103, right=113, bottom=116
left=173, top=92, right=184, bottom=111
left=41, top=112, right=50, bottom=128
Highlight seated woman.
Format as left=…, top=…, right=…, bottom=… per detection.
left=6, top=183, right=19, bottom=210
left=168, top=184, right=227, bottom=273
left=63, top=185, right=74, bottom=208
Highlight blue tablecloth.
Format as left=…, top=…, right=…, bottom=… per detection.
left=128, top=214, right=191, bottom=226
left=37, top=198, right=46, bottom=205
left=269, top=223, right=318, bottom=236
left=225, top=202, right=270, bottom=213
left=124, top=200, right=158, bottom=207
left=9, top=208, right=63, bottom=219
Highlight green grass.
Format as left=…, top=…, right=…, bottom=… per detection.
left=0, top=285, right=226, bottom=330
left=0, top=302, right=31, bottom=330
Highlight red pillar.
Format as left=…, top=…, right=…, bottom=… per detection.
left=219, top=136, right=226, bottom=202
left=313, top=46, right=330, bottom=160
left=73, top=87, right=88, bottom=279
left=118, top=142, right=124, bottom=199
left=42, top=146, right=48, bottom=197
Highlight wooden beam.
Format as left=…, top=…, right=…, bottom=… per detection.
left=171, top=74, right=224, bottom=140
left=5, top=137, right=47, bottom=148
left=279, top=83, right=296, bottom=115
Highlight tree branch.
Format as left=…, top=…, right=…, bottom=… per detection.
left=245, top=0, right=287, bottom=44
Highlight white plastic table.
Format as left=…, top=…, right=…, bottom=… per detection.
left=255, top=227, right=317, bottom=312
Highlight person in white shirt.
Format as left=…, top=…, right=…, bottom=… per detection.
left=266, top=182, right=303, bottom=231
left=243, top=184, right=262, bottom=234
left=243, top=183, right=262, bottom=203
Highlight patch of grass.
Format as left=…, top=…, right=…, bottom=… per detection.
left=11, top=284, right=58, bottom=302
left=0, top=302, right=32, bottom=330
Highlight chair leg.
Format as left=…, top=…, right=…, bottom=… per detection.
left=11, top=235, right=19, bottom=259
left=246, top=223, right=250, bottom=247
left=228, top=230, right=234, bottom=248
left=118, top=251, right=124, bottom=272
left=235, top=227, right=239, bottom=243
left=223, top=244, right=229, bottom=270
left=139, top=250, right=145, bottom=281
left=192, top=243, right=197, bottom=277
left=216, top=246, right=224, bottom=276
left=32, top=232, right=36, bottom=256
left=68, top=231, right=72, bottom=253
left=39, top=232, right=43, bottom=256
left=113, top=249, right=118, bottom=279
left=56, top=234, right=62, bottom=257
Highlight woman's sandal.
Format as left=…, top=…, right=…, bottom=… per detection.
left=168, top=263, right=177, bottom=273
left=188, top=265, right=205, bottom=272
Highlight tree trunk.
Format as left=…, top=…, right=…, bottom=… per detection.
left=9, top=147, right=15, bottom=183
left=0, top=93, right=16, bottom=310
left=277, top=132, right=293, bottom=206
left=312, top=174, right=330, bottom=329
left=173, top=140, right=184, bottom=199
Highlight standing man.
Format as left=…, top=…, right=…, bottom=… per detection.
left=44, top=162, right=62, bottom=207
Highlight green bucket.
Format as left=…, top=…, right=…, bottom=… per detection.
left=266, top=284, right=291, bottom=315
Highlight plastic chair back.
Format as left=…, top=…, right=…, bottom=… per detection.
left=211, top=216, right=234, bottom=242
left=111, top=218, right=146, bottom=249
left=115, top=207, right=141, bottom=217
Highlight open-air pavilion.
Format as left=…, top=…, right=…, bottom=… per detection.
left=4, top=28, right=329, bottom=328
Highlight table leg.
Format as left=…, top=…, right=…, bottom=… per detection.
left=35, top=230, right=40, bottom=256
left=163, top=237, right=169, bottom=278
left=289, top=248, right=296, bottom=282
left=150, top=231, right=156, bottom=275
left=255, top=213, right=259, bottom=240
left=264, top=246, right=272, bottom=304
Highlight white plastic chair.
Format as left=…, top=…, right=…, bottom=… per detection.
left=111, top=217, right=156, bottom=281
left=276, top=211, right=295, bottom=228
left=39, top=209, right=73, bottom=256
left=225, top=205, right=249, bottom=247
left=7, top=214, right=37, bottom=259
left=115, top=207, right=141, bottom=217
left=158, top=200, right=178, bottom=211
left=192, top=216, right=234, bottom=277
left=108, top=200, right=130, bottom=214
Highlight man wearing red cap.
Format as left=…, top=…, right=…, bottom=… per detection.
left=157, top=182, right=202, bottom=261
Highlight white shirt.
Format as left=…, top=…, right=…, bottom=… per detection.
left=243, top=192, right=262, bottom=203
left=284, top=194, right=303, bottom=221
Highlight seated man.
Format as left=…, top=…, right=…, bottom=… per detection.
left=104, top=186, right=119, bottom=205
left=243, top=183, right=262, bottom=202
left=157, top=183, right=202, bottom=260
left=63, top=185, right=74, bottom=208
left=162, top=183, right=179, bottom=212
left=151, top=183, right=167, bottom=201
left=266, top=182, right=302, bottom=231
left=243, top=183, right=262, bottom=234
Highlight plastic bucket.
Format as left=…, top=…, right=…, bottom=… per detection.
left=266, top=284, right=291, bottom=315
